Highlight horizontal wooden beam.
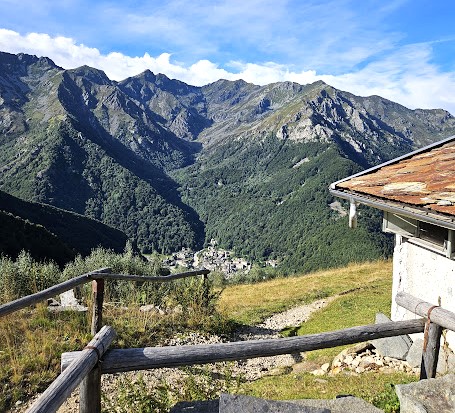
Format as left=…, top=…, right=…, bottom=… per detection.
left=62, top=319, right=425, bottom=374
left=396, top=292, right=455, bottom=332
left=27, top=326, right=116, bottom=413
left=89, top=268, right=210, bottom=282
left=0, top=267, right=208, bottom=318
left=0, top=273, right=89, bottom=318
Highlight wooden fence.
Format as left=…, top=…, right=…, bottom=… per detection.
left=3, top=270, right=454, bottom=413
left=0, top=267, right=209, bottom=413
left=0, top=267, right=210, bottom=334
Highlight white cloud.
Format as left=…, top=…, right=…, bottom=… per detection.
left=1, top=29, right=454, bottom=115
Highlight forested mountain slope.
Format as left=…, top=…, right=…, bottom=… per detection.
left=1, top=51, right=454, bottom=270
left=0, top=189, right=130, bottom=265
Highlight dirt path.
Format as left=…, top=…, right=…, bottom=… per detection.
left=232, top=296, right=337, bottom=379
left=16, top=297, right=336, bottom=412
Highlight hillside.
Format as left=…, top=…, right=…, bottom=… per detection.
left=0, top=210, right=75, bottom=266
left=1, top=51, right=455, bottom=270
left=2, top=257, right=412, bottom=412
left=0, top=190, right=129, bottom=263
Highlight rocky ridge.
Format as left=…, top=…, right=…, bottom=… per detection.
left=2, top=51, right=455, bottom=266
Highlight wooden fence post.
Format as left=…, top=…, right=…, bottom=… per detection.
left=202, top=272, right=209, bottom=306
left=420, top=321, right=442, bottom=379
left=90, top=267, right=111, bottom=336
left=27, top=326, right=116, bottom=413
left=79, top=365, right=102, bottom=413
left=91, top=279, right=105, bottom=336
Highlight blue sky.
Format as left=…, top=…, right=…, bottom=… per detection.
left=1, top=0, right=455, bottom=114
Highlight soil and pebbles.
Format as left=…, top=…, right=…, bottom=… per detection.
left=13, top=296, right=416, bottom=412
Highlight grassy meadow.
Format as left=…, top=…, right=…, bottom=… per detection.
left=0, top=255, right=417, bottom=412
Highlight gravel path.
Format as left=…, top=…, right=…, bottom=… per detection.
left=232, top=296, right=337, bottom=380
left=15, top=297, right=336, bottom=413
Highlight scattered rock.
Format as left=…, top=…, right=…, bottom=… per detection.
left=330, top=343, right=416, bottom=375
left=312, top=368, right=327, bottom=376
left=396, top=374, right=455, bottom=413
left=370, top=313, right=412, bottom=360
left=139, top=304, right=164, bottom=314
left=48, top=290, right=87, bottom=312
left=47, top=298, right=59, bottom=306
left=321, top=363, right=331, bottom=373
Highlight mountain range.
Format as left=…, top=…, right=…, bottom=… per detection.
left=1, top=51, right=455, bottom=271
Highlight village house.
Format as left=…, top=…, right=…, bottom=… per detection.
left=330, top=135, right=455, bottom=347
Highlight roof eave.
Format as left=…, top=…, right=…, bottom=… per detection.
left=330, top=187, right=455, bottom=231
left=329, top=134, right=455, bottom=191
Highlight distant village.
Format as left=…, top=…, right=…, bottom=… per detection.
left=162, top=239, right=278, bottom=277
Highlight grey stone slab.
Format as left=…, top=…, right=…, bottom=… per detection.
left=396, top=374, right=455, bottom=413
left=169, top=395, right=382, bottom=413
left=406, top=338, right=424, bottom=368
left=406, top=338, right=455, bottom=374
left=219, top=394, right=330, bottom=413
left=290, top=396, right=383, bottom=413
left=169, top=400, right=220, bottom=413
left=370, top=313, right=412, bottom=360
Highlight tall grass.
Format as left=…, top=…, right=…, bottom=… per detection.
left=0, top=247, right=230, bottom=411
left=0, top=251, right=61, bottom=303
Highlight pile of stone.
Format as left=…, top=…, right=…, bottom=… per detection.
left=47, top=290, right=88, bottom=313
left=311, top=313, right=455, bottom=378
left=311, top=342, right=416, bottom=376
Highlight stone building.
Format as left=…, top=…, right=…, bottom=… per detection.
left=330, top=135, right=455, bottom=345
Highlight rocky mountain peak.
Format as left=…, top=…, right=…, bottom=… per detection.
left=67, top=65, right=111, bottom=85
left=1, top=51, right=455, bottom=267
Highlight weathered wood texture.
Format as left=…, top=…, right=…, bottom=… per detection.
left=91, top=279, right=105, bottom=336
left=92, top=268, right=210, bottom=282
left=27, top=326, right=116, bottom=413
left=0, top=267, right=207, bottom=319
left=79, top=365, right=102, bottom=413
left=62, top=319, right=425, bottom=374
left=420, top=322, right=442, bottom=379
left=0, top=273, right=88, bottom=318
left=395, top=292, right=455, bottom=332
left=0, top=268, right=112, bottom=318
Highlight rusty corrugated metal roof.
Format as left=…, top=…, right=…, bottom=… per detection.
left=335, top=140, right=455, bottom=217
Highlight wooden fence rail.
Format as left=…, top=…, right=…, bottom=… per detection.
left=93, top=268, right=210, bottom=282
left=26, top=326, right=116, bottom=413
left=3, top=266, right=209, bottom=413
left=0, top=267, right=209, bottom=320
left=62, top=319, right=425, bottom=373
left=396, top=292, right=455, bottom=332
left=12, top=275, right=455, bottom=413
left=0, top=272, right=96, bottom=318
left=395, top=292, right=455, bottom=379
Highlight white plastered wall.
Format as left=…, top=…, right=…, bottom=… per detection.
left=391, top=234, right=455, bottom=346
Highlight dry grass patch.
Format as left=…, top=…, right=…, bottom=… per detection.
left=218, top=260, right=392, bottom=325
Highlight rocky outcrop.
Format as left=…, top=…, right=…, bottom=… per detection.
left=313, top=342, right=416, bottom=376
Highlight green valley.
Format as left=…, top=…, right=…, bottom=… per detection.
left=1, top=51, right=455, bottom=272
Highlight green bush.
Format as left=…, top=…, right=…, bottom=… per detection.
left=0, top=251, right=61, bottom=303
